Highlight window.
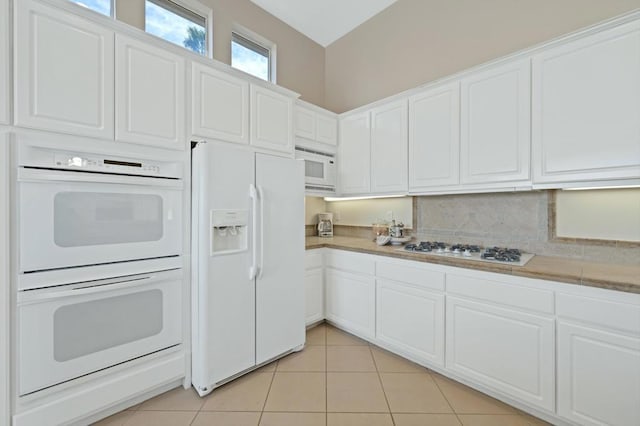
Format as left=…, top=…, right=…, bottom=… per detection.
left=231, top=30, right=275, bottom=82
left=70, top=0, right=113, bottom=17
left=145, top=0, right=212, bottom=57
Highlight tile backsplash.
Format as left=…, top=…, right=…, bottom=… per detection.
left=415, top=191, right=639, bottom=266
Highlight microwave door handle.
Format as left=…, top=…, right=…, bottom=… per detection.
left=249, top=184, right=258, bottom=280
left=18, top=276, right=154, bottom=303
left=17, top=168, right=182, bottom=189
left=257, top=185, right=265, bottom=280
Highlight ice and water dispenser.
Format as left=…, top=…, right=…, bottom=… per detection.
left=210, top=210, right=248, bottom=255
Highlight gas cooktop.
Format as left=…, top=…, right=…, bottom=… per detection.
left=400, top=241, right=534, bottom=267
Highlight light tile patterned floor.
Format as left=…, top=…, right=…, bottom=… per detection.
left=94, top=323, right=550, bottom=426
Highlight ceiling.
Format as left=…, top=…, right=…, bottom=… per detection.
left=249, top=0, right=399, bottom=47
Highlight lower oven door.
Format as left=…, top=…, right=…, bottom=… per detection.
left=18, top=269, right=182, bottom=396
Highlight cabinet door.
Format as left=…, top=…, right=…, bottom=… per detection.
left=15, top=0, right=114, bottom=139
left=316, top=114, right=338, bottom=146
left=305, top=268, right=324, bottom=326
left=294, top=106, right=316, bottom=140
left=325, top=268, right=375, bottom=340
left=192, top=63, right=249, bottom=144
left=0, top=0, right=9, bottom=125
left=116, top=35, right=185, bottom=149
left=532, top=21, right=640, bottom=184
left=460, top=59, right=530, bottom=184
left=339, top=113, right=371, bottom=194
left=446, top=296, right=555, bottom=411
left=250, top=85, right=293, bottom=153
left=371, top=100, right=408, bottom=193
left=376, top=279, right=444, bottom=367
left=557, top=321, right=640, bottom=426
left=409, top=82, right=460, bottom=190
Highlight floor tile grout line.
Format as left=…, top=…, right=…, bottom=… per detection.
left=430, top=372, right=463, bottom=425
left=369, top=344, right=396, bottom=426
left=257, top=366, right=277, bottom=426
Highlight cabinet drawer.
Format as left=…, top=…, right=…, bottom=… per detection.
left=376, top=260, right=445, bottom=292
left=325, top=250, right=374, bottom=275
left=447, top=274, right=554, bottom=314
left=305, top=250, right=324, bottom=270
left=556, top=292, right=640, bottom=336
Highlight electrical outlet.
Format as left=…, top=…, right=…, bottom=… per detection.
left=334, top=212, right=341, bottom=222
left=386, top=210, right=394, bottom=221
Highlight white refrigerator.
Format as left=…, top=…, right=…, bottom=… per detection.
left=191, top=141, right=305, bottom=396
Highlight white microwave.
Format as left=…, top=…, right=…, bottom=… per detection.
left=294, top=147, right=336, bottom=192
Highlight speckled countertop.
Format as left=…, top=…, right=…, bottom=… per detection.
left=306, top=236, right=640, bottom=294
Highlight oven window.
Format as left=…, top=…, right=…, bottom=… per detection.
left=54, top=192, right=164, bottom=247
left=53, top=290, right=163, bottom=362
left=305, top=160, right=325, bottom=179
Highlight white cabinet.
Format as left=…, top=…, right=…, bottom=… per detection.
left=116, top=35, right=185, bottom=149
left=370, top=100, right=408, bottom=194
left=324, top=250, right=376, bottom=340
left=338, top=112, right=371, bottom=194
left=15, top=0, right=115, bottom=139
left=295, top=103, right=338, bottom=147
left=0, top=132, right=9, bottom=426
left=191, top=63, right=249, bottom=144
left=376, top=260, right=445, bottom=367
left=0, top=0, right=9, bottom=125
left=325, top=269, right=376, bottom=340
left=460, top=59, right=531, bottom=185
left=556, top=292, right=640, bottom=426
left=532, top=20, right=640, bottom=185
left=304, top=250, right=324, bottom=326
left=409, top=82, right=460, bottom=190
left=250, top=85, right=294, bottom=153
left=446, top=274, right=555, bottom=412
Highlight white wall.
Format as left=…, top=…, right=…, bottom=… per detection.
left=556, top=188, right=640, bottom=242
left=304, top=196, right=327, bottom=225
left=326, top=197, right=413, bottom=228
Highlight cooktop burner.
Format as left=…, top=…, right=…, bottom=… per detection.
left=402, top=242, right=534, bottom=266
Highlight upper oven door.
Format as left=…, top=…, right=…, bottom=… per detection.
left=18, top=168, right=183, bottom=274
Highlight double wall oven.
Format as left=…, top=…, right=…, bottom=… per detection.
left=15, top=133, right=185, bottom=396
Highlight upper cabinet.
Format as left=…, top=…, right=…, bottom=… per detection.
left=339, top=112, right=371, bottom=194
left=250, top=85, right=294, bottom=154
left=370, top=100, right=408, bottom=194
left=15, top=0, right=115, bottom=139
left=115, top=35, right=186, bottom=150
left=460, top=59, right=531, bottom=186
left=0, top=0, right=9, bottom=125
left=532, top=20, right=640, bottom=185
left=295, top=102, right=338, bottom=148
left=191, top=62, right=249, bottom=145
left=409, top=82, right=460, bottom=191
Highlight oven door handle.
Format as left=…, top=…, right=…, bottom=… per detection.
left=17, top=168, right=183, bottom=188
left=18, top=275, right=158, bottom=304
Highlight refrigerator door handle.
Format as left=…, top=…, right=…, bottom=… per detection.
left=257, top=185, right=265, bottom=279
left=249, top=184, right=259, bottom=280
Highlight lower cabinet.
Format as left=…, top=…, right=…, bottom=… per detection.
left=304, top=250, right=324, bottom=326
left=325, top=268, right=375, bottom=340
left=305, top=268, right=324, bottom=326
left=376, top=278, right=445, bottom=367
left=556, top=292, right=640, bottom=426
left=446, top=295, right=555, bottom=412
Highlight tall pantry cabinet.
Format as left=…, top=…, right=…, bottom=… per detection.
left=0, top=0, right=9, bottom=125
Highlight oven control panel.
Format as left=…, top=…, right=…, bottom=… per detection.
left=54, top=154, right=164, bottom=175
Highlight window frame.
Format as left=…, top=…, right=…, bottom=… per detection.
left=69, top=0, right=116, bottom=18
left=145, top=0, right=214, bottom=58
left=231, top=25, right=277, bottom=83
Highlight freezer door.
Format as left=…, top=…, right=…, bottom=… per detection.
left=255, top=154, right=305, bottom=364
left=192, top=142, right=256, bottom=391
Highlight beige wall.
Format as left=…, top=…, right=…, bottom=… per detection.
left=114, top=0, right=325, bottom=106
left=326, top=197, right=413, bottom=228
left=305, top=196, right=327, bottom=225
left=325, top=0, right=640, bottom=112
